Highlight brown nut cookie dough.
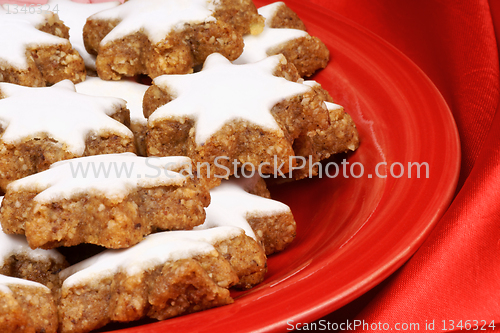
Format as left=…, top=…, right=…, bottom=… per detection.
left=291, top=81, right=360, bottom=180
left=0, top=153, right=210, bottom=249
left=196, top=178, right=296, bottom=256
left=0, top=80, right=135, bottom=192
left=58, top=227, right=266, bottom=333
left=259, top=1, right=307, bottom=30
left=0, top=205, right=67, bottom=292
left=0, top=195, right=64, bottom=333
left=0, top=275, right=58, bottom=333
left=0, top=7, right=86, bottom=87
left=234, top=2, right=329, bottom=77
left=83, top=0, right=264, bottom=80
left=144, top=53, right=330, bottom=187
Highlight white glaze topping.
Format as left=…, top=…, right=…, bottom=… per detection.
left=0, top=80, right=133, bottom=155
left=60, top=226, right=243, bottom=287
left=149, top=53, right=311, bottom=145
left=8, top=153, right=191, bottom=203
left=233, top=2, right=309, bottom=65
left=47, top=0, right=120, bottom=69
left=256, top=1, right=283, bottom=25
left=76, top=77, right=148, bottom=126
left=0, top=198, right=65, bottom=267
left=0, top=278, right=10, bottom=294
left=302, top=80, right=320, bottom=88
left=233, top=26, right=307, bottom=65
left=195, top=179, right=291, bottom=240
left=0, top=274, right=49, bottom=294
left=326, top=101, right=343, bottom=112
left=0, top=7, right=70, bottom=69
left=90, top=0, right=218, bottom=45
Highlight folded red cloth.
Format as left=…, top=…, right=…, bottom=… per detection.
left=309, top=0, right=500, bottom=328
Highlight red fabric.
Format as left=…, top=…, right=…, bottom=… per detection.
left=309, top=0, right=500, bottom=330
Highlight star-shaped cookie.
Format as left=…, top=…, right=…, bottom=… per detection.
left=1, top=153, right=210, bottom=249
left=58, top=226, right=266, bottom=332
left=146, top=53, right=330, bottom=184
left=0, top=6, right=86, bottom=86
left=0, top=80, right=134, bottom=191
left=234, top=2, right=329, bottom=77
left=149, top=53, right=310, bottom=144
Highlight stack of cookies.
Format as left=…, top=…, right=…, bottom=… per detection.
left=0, top=1, right=359, bottom=332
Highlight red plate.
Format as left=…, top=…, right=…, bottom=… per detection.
left=102, top=0, right=460, bottom=332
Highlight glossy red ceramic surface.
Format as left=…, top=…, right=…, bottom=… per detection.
left=103, top=1, right=460, bottom=332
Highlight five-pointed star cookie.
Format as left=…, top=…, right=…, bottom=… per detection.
left=145, top=53, right=330, bottom=185
left=58, top=225, right=265, bottom=332
left=196, top=178, right=296, bottom=255
left=1, top=153, right=210, bottom=249
left=149, top=53, right=311, bottom=145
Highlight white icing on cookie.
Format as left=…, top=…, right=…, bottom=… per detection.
left=149, top=53, right=311, bottom=145
left=302, top=80, right=320, bottom=89
left=8, top=153, right=191, bottom=203
left=195, top=179, right=291, bottom=240
left=0, top=274, right=49, bottom=293
left=326, top=101, right=343, bottom=112
left=0, top=80, right=132, bottom=155
left=0, top=7, right=71, bottom=69
left=233, top=27, right=307, bottom=65
left=89, top=0, right=218, bottom=45
left=0, top=278, right=10, bottom=294
left=76, top=77, right=148, bottom=126
left=60, top=226, right=243, bottom=287
left=257, top=1, right=283, bottom=25
left=233, top=2, right=309, bottom=65
left=0, top=197, right=65, bottom=267
left=47, top=0, right=120, bottom=69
